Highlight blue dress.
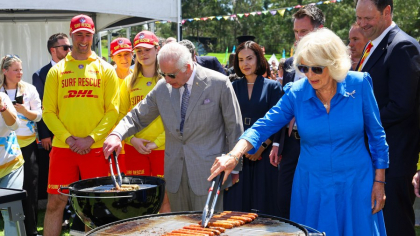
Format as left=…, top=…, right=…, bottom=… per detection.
left=240, top=72, right=388, bottom=236
left=224, top=75, right=282, bottom=216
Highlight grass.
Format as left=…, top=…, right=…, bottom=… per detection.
left=1, top=209, right=420, bottom=235
left=100, top=46, right=284, bottom=67
left=0, top=209, right=71, bottom=236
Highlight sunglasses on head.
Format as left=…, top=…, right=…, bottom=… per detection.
left=297, top=64, right=325, bottom=75
left=53, top=45, right=73, bottom=51
left=2, top=54, right=20, bottom=69
left=159, top=69, right=182, bottom=79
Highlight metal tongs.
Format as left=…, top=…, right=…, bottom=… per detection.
left=108, top=151, right=123, bottom=190
left=201, top=171, right=225, bottom=227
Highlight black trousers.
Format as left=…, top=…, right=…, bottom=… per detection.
left=21, top=141, right=39, bottom=236
left=383, top=175, right=416, bottom=236
left=276, top=132, right=300, bottom=219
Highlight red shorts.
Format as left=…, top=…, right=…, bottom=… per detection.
left=47, top=147, right=126, bottom=194
left=124, top=144, right=164, bottom=178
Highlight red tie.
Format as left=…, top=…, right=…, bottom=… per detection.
left=357, top=41, right=373, bottom=71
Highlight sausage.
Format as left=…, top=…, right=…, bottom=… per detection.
left=213, top=215, right=248, bottom=224
left=220, top=213, right=257, bottom=220
left=188, top=224, right=226, bottom=233
left=222, top=211, right=258, bottom=217
left=171, top=229, right=213, bottom=236
left=207, top=221, right=234, bottom=229
left=183, top=226, right=221, bottom=235
left=199, top=219, right=239, bottom=227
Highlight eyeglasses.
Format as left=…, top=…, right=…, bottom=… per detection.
left=159, top=68, right=182, bottom=79
left=297, top=64, right=325, bottom=75
left=53, top=45, right=73, bottom=51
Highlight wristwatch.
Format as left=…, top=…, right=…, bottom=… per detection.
left=261, top=142, right=268, bottom=149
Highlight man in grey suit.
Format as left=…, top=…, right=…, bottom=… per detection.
left=103, top=42, right=243, bottom=211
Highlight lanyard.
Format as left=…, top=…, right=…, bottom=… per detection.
left=3, top=86, right=18, bottom=100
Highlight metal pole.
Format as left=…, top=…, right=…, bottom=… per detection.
left=126, top=26, right=131, bottom=39
left=107, top=30, right=112, bottom=62
left=177, top=0, right=182, bottom=41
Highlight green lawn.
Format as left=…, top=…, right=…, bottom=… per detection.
left=100, top=46, right=284, bottom=67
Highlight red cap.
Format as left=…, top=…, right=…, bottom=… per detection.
left=133, top=31, right=159, bottom=49
left=70, top=14, right=95, bottom=34
left=110, top=38, right=132, bottom=56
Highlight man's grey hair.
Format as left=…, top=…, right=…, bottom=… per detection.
left=178, top=40, right=196, bottom=60
left=158, top=42, right=193, bottom=72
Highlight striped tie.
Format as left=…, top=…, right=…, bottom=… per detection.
left=180, top=83, right=190, bottom=133
left=357, top=41, right=373, bottom=71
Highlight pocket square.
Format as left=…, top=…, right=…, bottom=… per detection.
left=203, top=99, right=211, bottom=104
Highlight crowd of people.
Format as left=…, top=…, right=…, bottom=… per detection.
left=1, top=0, right=420, bottom=236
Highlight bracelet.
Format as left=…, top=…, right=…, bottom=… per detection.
left=374, top=180, right=386, bottom=184
left=227, top=153, right=240, bottom=164
left=0, top=103, right=7, bottom=113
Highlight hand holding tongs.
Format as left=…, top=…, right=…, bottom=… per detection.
left=108, top=151, right=123, bottom=190
left=202, top=171, right=225, bottom=227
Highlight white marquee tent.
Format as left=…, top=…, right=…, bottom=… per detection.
left=0, top=0, right=181, bottom=83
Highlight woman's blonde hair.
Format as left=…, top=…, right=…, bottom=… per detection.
left=130, top=45, right=161, bottom=90
left=293, top=28, right=351, bottom=82
left=0, top=55, right=25, bottom=94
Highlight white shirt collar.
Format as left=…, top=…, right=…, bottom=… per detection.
left=371, top=21, right=396, bottom=50
left=185, top=63, right=196, bottom=88
left=51, top=60, right=57, bottom=66
left=179, top=63, right=196, bottom=105
left=360, top=22, right=396, bottom=70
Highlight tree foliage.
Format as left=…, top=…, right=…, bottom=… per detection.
left=153, top=0, right=420, bottom=55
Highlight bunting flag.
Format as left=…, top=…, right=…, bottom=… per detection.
left=282, top=49, right=286, bottom=59
left=290, top=47, right=294, bottom=57
left=154, top=0, right=342, bottom=25
left=232, top=45, right=236, bottom=53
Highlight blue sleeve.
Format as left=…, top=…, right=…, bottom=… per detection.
left=362, top=73, right=389, bottom=169
left=240, top=83, right=294, bottom=153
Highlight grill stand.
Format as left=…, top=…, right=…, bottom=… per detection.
left=0, top=188, right=27, bottom=236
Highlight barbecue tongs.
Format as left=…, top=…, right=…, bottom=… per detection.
left=108, top=151, right=123, bottom=189
left=201, top=171, right=225, bottom=227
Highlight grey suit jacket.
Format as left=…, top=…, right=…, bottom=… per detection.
left=112, top=64, right=244, bottom=195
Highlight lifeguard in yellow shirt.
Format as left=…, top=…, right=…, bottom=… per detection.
left=42, top=14, right=119, bottom=235
left=119, top=30, right=170, bottom=212
left=109, top=37, right=133, bottom=171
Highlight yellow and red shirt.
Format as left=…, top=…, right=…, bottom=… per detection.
left=43, top=52, right=120, bottom=148
left=118, top=71, right=165, bottom=149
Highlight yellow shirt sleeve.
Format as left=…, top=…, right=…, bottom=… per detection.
left=417, top=153, right=420, bottom=171
left=43, top=64, right=72, bottom=144
left=89, top=64, right=120, bottom=142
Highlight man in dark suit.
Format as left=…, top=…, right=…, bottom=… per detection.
left=356, top=0, right=420, bottom=235
left=269, top=5, right=324, bottom=219
left=33, top=33, right=71, bottom=151
left=178, top=39, right=226, bottom=75
left=196, top=56, right=226, bottom=75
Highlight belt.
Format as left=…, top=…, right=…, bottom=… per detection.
left=244, top=117, right=252, bottom=126
left=289, top=130, right=300, bottom=140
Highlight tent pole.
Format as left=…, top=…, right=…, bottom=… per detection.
left=177, top=0, right=182, bottom=41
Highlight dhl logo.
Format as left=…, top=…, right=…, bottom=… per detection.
left=64, top=90, right=98, bottom=98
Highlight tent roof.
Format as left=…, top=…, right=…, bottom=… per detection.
left=0, top=0, right=180, bottom=31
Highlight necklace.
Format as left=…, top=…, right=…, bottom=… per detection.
left=316, top=91, right=329, bottom=109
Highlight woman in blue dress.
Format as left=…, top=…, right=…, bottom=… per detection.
left=210, top=28, right=388, bottom=236
left=223, top=41, right=282, bottom=216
